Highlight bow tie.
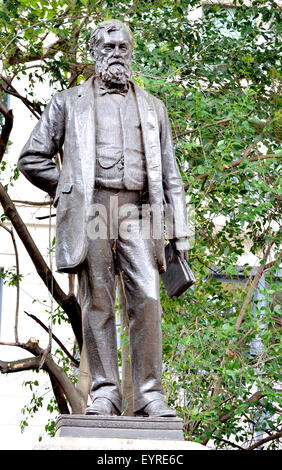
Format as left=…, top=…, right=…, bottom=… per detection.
left=98, top=83, right=129, bottom=96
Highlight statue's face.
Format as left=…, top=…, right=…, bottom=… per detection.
left=94, top=28, right=133, bottom=85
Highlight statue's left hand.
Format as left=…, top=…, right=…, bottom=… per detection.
left=172, top=237, right=189, bottom=262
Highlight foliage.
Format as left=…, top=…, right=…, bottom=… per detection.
left=0, top=0, right=281, bottom=449
left=20, top=373, right=59, bottom=437
left=0, top=266, right=23, bottom=286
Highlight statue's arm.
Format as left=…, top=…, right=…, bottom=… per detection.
left=18, top=92, right=65, bottom=198
left=159, top=101, right=189, bottom=251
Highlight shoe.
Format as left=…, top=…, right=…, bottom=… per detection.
left=85, top=397, right=120, bottom=416
left=135, top=399, right=177, bottom=417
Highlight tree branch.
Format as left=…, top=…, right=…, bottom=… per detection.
left=49, top=374, right=70, bottom=415
left=0, top=222, right=20, bottom=343
left=24, top=311, right=79, bottom=367
left=0, top=76, right=41, bottom=119
left=175, top=117, right=233, bottom=139
left=202, top=360, right=281, bottom=445
left=247, top=431, right=282, bottom=450
left=0, top=338, right=84, bottom=413
left=0, top=356, right=41, bottom=373
left=12, top=199, right=51, bottom=206
left=175, top=112, right=270, bottom=141
left=7, top=38, right=65, bottom=66
left=227, top=153, right=277, bottom=170
left=202, top=239, right=277, bottom=445
left=235, top=239, right=275, bottom=333
left=0, top=184, right=83, bottom=350
left=184, top=154, right=278, bottom=188
left=211, top=434, right=245, bottom=450
left=216, top=390, right=264, bottom=426
left=22, top=338, right=84, bottom=413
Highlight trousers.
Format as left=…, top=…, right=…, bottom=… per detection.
left=77, top=187, right=164, bottom=412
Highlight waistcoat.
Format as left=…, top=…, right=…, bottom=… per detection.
left=95, top=84, right=146, bottom=190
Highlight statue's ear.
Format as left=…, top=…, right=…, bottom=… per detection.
left=89, top=47, right=96, bottom=62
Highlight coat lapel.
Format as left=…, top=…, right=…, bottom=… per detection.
left=133, top=82, right=163, bottom=205
left=133, top=82, right=165, bottom=272
left=74, top=77, right=96, bottom=205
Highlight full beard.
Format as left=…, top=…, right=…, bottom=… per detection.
left=95, top=57, right=132, bottom=86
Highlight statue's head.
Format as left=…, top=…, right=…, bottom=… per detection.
left=89, top=19, right=134, bottom=86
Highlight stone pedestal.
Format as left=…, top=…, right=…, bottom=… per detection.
left=55, top=415, right=184, bottom=441
left=32, top=414, right=210, bottom=450
left=34, top=436, right=209, bottom=450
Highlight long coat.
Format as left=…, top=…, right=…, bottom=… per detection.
left=18, top=78, right=188, bottom=274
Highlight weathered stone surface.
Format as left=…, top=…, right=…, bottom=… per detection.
left=55, top=415, right=184, bottom=441
left=34, top=436, right=210, bottom=450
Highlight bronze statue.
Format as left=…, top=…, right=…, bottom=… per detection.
left=18, top=20, right=189, bottom=417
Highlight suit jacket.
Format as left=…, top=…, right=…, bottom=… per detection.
left=18, top=78, right=188, bottom=274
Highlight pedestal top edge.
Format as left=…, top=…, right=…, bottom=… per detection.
left=56, top=415, right=183, bottom=422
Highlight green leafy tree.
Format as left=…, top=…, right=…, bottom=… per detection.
left=0, top=0, right=281, bottom=449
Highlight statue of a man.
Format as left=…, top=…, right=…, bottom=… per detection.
left=18, top=20, right=189, bottom=417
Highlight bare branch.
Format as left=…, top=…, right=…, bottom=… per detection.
left=0, top=222, right=20, bottom=343
left=0, top=184, right=83, bottom=350
left=0, top=356, right=41, bottom=373
left=24, top=311, right=79, bottom=367
left=0, top=338, right=85, bottom=413
left=12, top=199, right=51, bottom=206
left=20, top=338, right=84, bottom=413
left=0, top=341, right=23, bottom=347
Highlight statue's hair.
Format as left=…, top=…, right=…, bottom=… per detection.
left=89, top=19, right=134, bottom=58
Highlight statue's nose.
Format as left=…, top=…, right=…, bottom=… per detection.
left=113, top=46, right=121, bottom=57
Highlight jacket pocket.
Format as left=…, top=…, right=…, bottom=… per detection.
left=53, top=182, right=73, bottom=207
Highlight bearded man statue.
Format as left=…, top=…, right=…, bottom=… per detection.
left=18, top=20, right=189, bottom=417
